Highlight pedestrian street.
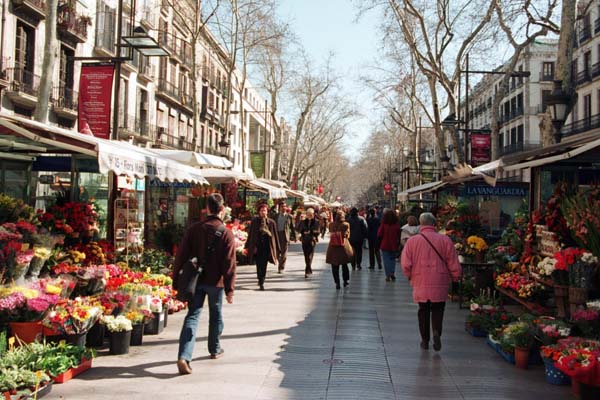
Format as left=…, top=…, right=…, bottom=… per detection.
left=47, top=240, right=571, bottom=400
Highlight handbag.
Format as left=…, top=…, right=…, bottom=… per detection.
left=419, top=233, right=449, bottom=273
left=330, top=231, right=345, bottom=247
left=175, top=224, right=225, bottom=302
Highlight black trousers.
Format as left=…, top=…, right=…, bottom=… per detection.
left=255, top=252, right=269, bottom=284
left=302, top=241, right=315, bottom=274
left=368, top=238, right=382, bottom=268
left=350, top=241, right=363, bottom=267
left=277, top=232, right=288, bottom=271
left=331, top=264, right=349, bottom=285
left=418, top=301, right=446, bottom=342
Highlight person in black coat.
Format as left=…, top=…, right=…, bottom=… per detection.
left=298, top=207, right=320, bottom=278
left=347, top=207, right=368, bottom=270
left=366, top=208, right=383, bottom=269
left=244, top=204, right=280, bottom=290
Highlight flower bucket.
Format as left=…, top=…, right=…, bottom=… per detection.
left=569, top=287, right=588, bottom=314
left=580, top=383, right=600, bottom=400
left=163, top=308, right=168, bottom=328
left=130, top=323, right=144, bottom=346
left=9, top=321, right=43, bottom=344
left=514, top=347, right=529, bottom=369
left=543, top=358, right=570, bottom=385
left=144, top=312, right=164, bottom=335
left=109, top=330, right=131, bottom=355
left=553, top=285, right=569, bottom=319
left=65, top=332, right=87, bottom=349
left=86, top=321, right=105, bottom=348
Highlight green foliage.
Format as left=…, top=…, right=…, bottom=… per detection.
left=155, top=223, right=185, bottom=254
left=0, top=330, right=6, bottom=358
left=140, top=248, right=173, bottom=273
left=0, top=194, right=35, bottom=224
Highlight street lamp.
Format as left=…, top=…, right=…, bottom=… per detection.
left=440, top=153, right=450, bottom=177
left=121, top=26, right=170, bottom=57
left=218, top=137, right=231, bottom=160
left=546, top=80, right=571, bottom=144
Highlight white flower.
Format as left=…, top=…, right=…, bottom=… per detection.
left=558, top=327, right=571, bottom=337
left=536, top=257, right=556, bottom=276
left=581, top=252, right=598, bottom=265
left=101, top=315, right=132, bottom=332
left=470, top=303, right=480, bottom=312
left=586, top=300, right=600, bottom=309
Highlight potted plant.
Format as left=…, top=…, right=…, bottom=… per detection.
left=101, top=315, right=132, bottom=355
left=534, top=316, right=571, bottom=345
left=124, top=309, right=148, bottom=346
left=499, top=321, right=534, bottom=369
left=571, top=309, right=600, bottom=339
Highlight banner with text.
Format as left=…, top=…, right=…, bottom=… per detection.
left=470, top=133, right=491, bottom=166
left=249, top=151, right=266, bottom=178
left=78, top=64, right=115, bottom=139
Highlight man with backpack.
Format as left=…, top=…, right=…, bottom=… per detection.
left=173, top=193, right=237, bottom=375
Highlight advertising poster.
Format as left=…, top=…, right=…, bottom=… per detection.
left=470, top=133, right=491, bottom=166
left=78, top=63, right=115, bottom=139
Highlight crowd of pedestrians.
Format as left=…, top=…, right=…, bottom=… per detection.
left=173, top=199, right=462, bottom=375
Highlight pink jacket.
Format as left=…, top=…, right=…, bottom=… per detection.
left=401, top=226, right=462, bottom=303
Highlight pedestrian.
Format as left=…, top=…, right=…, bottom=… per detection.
left=366, top=208, right=383, bottom=270
left=244, top=203, right=280, bottom=290
left=173, top=193, right=236, bottom=375
left=319, top=208, right=329, bottom=238
left=326, top=210, right=353, bottom=289
left=347, top=207, right=368, bottom=270
left=401, top=212, right=461, bottom=352
left=299, top=207, right=320, bottom=278
left=377, top=209, right=401, bottom=281
left=275, top=203, right=296, bottom=273
left=400, top=215, right=420, bottom=251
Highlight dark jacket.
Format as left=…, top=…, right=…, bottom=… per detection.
left=245, top=217, right=280, bottom=264
left=366, top=215, right=381, bottom=242
left=173, top=215, right=236, bottom=295
left=326, top=221, right=353, bottom=265
left=347, top=214, right=368, bottom=244
left=275, top=212, right=296, bottom=243
left=299, top=218, right=320, bottom=245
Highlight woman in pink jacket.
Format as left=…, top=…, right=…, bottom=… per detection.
left=401, top=212, right=461, bottom=352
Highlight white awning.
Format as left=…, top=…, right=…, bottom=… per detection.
left=285, top=188, right=308, bottom=199
left=200, top=168, right=250, bottom=184
left=406, top=181, right=445, bottom=195
left=0, top=115, right=208, bottom=184
left=149, top=149, right=233, bottom=169
left=243, top=179, right=287, bottom=199
left=503, top=137, right=600, bottom=171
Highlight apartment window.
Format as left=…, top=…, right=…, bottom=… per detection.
left=517, top=125, right=524, bottom=144
left=119, top=78, right=129, bottom=127
left=585, top=51, right=592, bottom=75
left=137, top=89, right=148, bottom=135
left=169, top=61, right=177, bottom=84
left=498, top=133, right=504, bottom=151
left=159, top=58, right=167, bottom=81
left=542, top=62, right=554, bottom=80
left=510, top=127, right=517, bottom=144
left=15, top=21, right=35, bottom=75
left=95, top=2, right=116, bottom=53
left=121, top=14, right=132, bottom=58
left=597, top=90, right=600, bottom=114
left=584, top=94, right=592, bottom=122
left=541, top=89, right=552, bottom=112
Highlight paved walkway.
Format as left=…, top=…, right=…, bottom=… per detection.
left=48, top=241, right=572, bottom=400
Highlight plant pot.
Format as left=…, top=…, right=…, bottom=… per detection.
left=514, top=346, right=530, bottom=369
left=580, top=383, right=600, bottom=400
left=86, top=321, right=105, bottom=348
left=65, top=332, right=87, bottom=349
left=553, top=285, right=569, bottom=319
left=130, top=323, right=144, bottom=346
left=569, top=286, right=588, bottom=314
left=109, top=330, right=131, bottom=355
left=9, top=321, right=43, bottom=344
left=144, top=312, right=164, bottom=335
left=163, top=307, right=168, bottom=328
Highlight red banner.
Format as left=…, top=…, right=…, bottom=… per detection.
left=78, top=64, right=115, bottom=139
left=470, top=133, right=491, bottom=166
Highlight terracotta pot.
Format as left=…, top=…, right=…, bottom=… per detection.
left=514, top=346, right=530, bottom=369
left=9, top=321, right=43, bottom=344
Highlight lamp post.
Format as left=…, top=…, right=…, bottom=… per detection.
left=545, top=80, right=571, bottom=144
left=440, top=153, right=450, bottom=177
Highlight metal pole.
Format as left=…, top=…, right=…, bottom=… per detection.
left=465, top=53, right=470, bottom=165
left=264, top=99, right=269, bottom=179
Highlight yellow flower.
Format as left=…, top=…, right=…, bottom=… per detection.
left=45, top=284, right=62, bottom=295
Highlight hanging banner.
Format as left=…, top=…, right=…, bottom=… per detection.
left=78, top=63, right=115, bottom=139
left=249, top=151, right=265, bottom=178
left=470, top=133, right=491, bottom=166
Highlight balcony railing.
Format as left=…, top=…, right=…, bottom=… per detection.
left=576, top=69, right=592, bottom=86
left=560, top=113, right=600, bottom=138
left=119, top=114, right=156, bottom=139
left=499, top=140, right=542, bottom=156
left=6, top=68, right=41, bottom=97
left=539, top=71, right=554, bottom=82
left=156, top=78, right=192, bottom=108
left=57, top=7, right=89, bottom=42
left=11, top=0, right=46, bottom=20
left=592, top=62, right=600, bottom=79
left=52, top=85, right=78, bottom=110
left=580, top=25, right=592, bottom=43
left=156, top=131, right=195, bottom=150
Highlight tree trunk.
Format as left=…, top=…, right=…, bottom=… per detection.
left=34, top=0, right=58, bottom=123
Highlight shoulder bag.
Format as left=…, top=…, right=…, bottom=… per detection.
left=419, top=233, right=448, bottom=270
left=176, top=224, right=226, bottom=302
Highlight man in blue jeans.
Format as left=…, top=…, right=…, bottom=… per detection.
left=172, top=193, right=237, bottom=375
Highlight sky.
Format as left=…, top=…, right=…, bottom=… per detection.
left=277, top=0, right=383, bottom=162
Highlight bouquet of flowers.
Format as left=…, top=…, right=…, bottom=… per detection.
left=497, top=321, right=535, bottom=351
left=495, top=272, right=545, bottom=300
left=563, top=185, right=600, bottom=257
left=571, top=308, right=600, bottom=339
left=532, top=257, right=557, bottom=279
left=100, top=315, right=132, bottom=332
left=552, top=338, right=600, bottom=386
left=43, top=298, right=102, bottom=335
left=534, top=316, right=571, bottom=345
left=552, top=248, right=584, bottom=286
left=124, top=308, right=151, bottom=325
left=37, top=201, right=98, bottom=237
left=0, top=278, right=69, bottom=323
left=570, top=252, right=598, bottom=289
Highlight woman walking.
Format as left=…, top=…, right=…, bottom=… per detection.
left=326, top=211, right=354, bottom=289
left=298, top=208, right=320, bottom=278
left=366, top=208, right=382, bottom=270
left=377, top=209, right=402, bottom=282
left=244, top=204, right=280, bottom=291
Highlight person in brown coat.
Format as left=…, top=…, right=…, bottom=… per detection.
left=326, top=210, right=354, bottom=289
left=173, top=193, right=236, bottom=374
left=245, top=203, right=280, bottom=290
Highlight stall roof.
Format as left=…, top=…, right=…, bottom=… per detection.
left=149, top=149, right=233, bottom=169
left=284, top=188, right=309, bottom=199
left=0, top=115, right=208, bottom=184
left=200, top=168, right=250, bottom=184
left=243, top=179, right=287, bottom=199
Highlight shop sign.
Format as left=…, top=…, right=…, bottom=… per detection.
left=462, top=185, right=528, bottom=197
left=470, top=133, right=491, bottom=166
left=250, top=151, right=265, bottom=178
left=78, top=63, right=115, bottom=139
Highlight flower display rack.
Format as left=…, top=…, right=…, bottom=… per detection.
left=495, top=286, right=551, bottom=315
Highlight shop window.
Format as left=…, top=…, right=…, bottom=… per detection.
left=1, top=161, right=30, bottom=200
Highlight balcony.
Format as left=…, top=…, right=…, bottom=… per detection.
left=592, top=62, right=600, bottom=79
left=596, top=18, right=600, bottom=34
left=156, top=78, right=192, bottom=110
left=117, top=115, right=156, bottom=143
left=560, top=113, right=600, bottom=138
left=499, top=140, right=542, bottom=156
left=539, top=71, right=554, bottom=82
left=576, top=69, right=592, bottom=86
left=57, top=7, right=90, bottom=43
left=51, top=85, right=78, bottom=120
left=155, top=129, right=196, bottom=150
left=497, top=107, right=524, bottom=126
left=580, top=25, right=592, bottom=43
left=0, top=59, right=10, bottom=89
left=5, top=68, right=41, bottom=109
left=11, top=0, right=46, bottom=21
